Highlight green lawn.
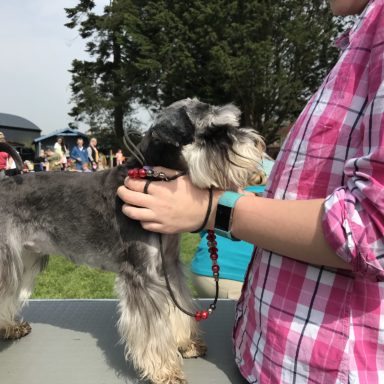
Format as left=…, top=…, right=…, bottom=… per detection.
left=32, top=233, right=200, bottom=299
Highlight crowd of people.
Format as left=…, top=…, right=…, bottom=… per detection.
left=0, top=133, right=126, bottom=174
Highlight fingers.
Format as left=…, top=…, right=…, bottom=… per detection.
left=140, top=221, right=172, bottom=234
left=121, top=204, right=157, bottom=222
left=117, top=185, right=153, bottom=208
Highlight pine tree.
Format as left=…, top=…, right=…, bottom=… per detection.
left=66, top=0, right=343, bottom=143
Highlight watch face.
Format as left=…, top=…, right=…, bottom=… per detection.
left=215, top=204, right=232, bottom=232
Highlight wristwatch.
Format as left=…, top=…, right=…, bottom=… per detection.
left=214, top=191, right=244, bottom=240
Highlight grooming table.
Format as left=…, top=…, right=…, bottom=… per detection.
left=0, top=299, right=247, bottom=384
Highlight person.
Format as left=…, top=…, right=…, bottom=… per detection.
left=81, top=162, right=92, bottom=172
left=34, top=149, right=47, bottom=172
left=191, top=158, right=274, bottom=300
left=45, top=148, right=61, bottom=172
left=54, top=137, right=68, bottom=171
left=70, top=137, right=89, bottom=171
left=87, top=137, right=99, bottom=171
left=115, top=149, right=124, bottom=166
left=117, top=1, right=384, bottom=382
left=0, top=132, right=10, bottom=179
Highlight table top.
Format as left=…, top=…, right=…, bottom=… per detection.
left=0, top=299, right=247, bottom=384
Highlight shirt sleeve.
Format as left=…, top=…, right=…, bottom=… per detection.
left=86, top=147, right=92, bottom=162
left=322, top=55, right=384, bottom=280
left=70, top=147, right=78, bottom=160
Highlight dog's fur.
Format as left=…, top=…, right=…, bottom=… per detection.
left=0, top=98, right=265, bottom=384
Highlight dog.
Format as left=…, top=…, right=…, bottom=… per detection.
left=0, top=98, right=265, bottom=384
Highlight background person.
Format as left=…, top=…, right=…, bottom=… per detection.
left=54, top=137, right=67, bottom=171
left=34, top=149, right=47, bottom=172
left=45, top=148, right=61, bottom=172
left=87, top=137, right=99, bottom=171
left=0, top=132, right=10, bottom=179
left=70, top=137, right=89, bottom=171
left=115, top=149, right=124, bottom=166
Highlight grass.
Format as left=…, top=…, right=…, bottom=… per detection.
left=32, top=233, right=200, bottom=299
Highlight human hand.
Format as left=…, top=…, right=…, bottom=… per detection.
left=117, top=167, right=222, bottom=234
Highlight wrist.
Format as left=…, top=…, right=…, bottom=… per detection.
left=205, top=190, right=223, bottom=230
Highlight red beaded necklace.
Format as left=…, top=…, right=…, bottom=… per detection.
left=128, top=167, right=219, bottom=321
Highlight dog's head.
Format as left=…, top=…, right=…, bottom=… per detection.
left=139, top=98, right=266, bottom=190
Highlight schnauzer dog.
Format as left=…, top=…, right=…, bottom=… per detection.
left=0, top=98, right=265, bottom=384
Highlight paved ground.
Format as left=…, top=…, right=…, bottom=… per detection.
left=0, top=299, right=247, bottom=384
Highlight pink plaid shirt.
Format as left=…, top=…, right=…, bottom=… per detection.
left=234, top=1, right=384, bottom=383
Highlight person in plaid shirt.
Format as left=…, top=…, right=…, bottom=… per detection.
left=118, top=0, right=384, bottom=382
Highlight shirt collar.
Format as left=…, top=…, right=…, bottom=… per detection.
left=333, top=0, right=373, bottom=51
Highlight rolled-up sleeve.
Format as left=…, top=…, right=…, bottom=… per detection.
left=323, top=79, right=384, bottom=279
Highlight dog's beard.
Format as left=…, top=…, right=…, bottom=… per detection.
left=183, top=128, right=265, bottom=190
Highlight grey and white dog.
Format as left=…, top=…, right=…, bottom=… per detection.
left=0, top=98, right=265, bottom=384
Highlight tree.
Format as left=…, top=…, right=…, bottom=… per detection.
left=66, top=0, right=343, bottom=143
left=65, top=0, right=148, bottom=143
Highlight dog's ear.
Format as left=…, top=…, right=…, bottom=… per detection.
left=193, top=103, right=241, bottom=140
left=207, top=104, right=241, bottom=128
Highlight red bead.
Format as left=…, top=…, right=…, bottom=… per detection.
left=131, top=168, right=139, bottom=178
left=209, top=247, right=218, bottom=254
left=207, top=233, right=215, bottom=241
left=212, top=265, right=220, bottom=273
left=201, top=310, right=209, bottom=320
left=128, top=169, right=135, bottom=177
left=210, top=253, right=218, bottom=260
left=139, top=168, right=147, bottom=178
left=195, top=311, right=202, bottom=321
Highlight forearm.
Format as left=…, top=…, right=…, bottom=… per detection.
left=118, top=171, right=351, bottom=270
left=225, top=194, right=351, bottom=270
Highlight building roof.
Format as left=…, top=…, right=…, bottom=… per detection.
left=33, top=128, right=88, bottom=143
left=0, top=112, right=41, bottom=132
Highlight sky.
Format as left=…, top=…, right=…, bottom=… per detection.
left=0, top=0, right=151, bottom=135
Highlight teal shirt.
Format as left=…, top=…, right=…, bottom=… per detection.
left=191, top=185, right=265, bottom=282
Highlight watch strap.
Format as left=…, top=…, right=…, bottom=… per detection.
left=214, top=191, right=244, bottom=240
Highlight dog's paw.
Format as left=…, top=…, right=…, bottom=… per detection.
left=0, top=321, right=32, bottom=340
left=179, top=339, right=207, bottom=359
left=150, top=370, right=187, bottom=384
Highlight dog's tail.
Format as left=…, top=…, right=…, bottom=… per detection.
left=0, top=142, right=23, bottom=174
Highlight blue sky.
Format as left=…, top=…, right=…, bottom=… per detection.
left=0, top=0, right=151, bottom=134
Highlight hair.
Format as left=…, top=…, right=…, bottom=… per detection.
left=90, top=137, right=97, bottom=146
left=152, top=98, right=266, bottom=190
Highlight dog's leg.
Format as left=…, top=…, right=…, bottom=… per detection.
left=116, top=268, right=187, bottom=384
left=165, top=271, right=207, bottom=360
left=0, top=243, right=25, bottom=339
left=170, top=300, right=207, bottom=359
left=160, top=235, right=207, bottom=360
left=0, top=243, right=48, bottom=340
